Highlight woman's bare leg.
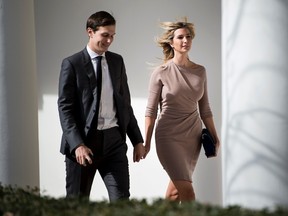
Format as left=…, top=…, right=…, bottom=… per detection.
left=168, top=180, right=195, bottom=202
left=165, top=180, right=180, bottom=201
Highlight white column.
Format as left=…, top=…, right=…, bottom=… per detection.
left=222, top=0, right=288, bottom=209
left=0, top=0, right=39, bottom=187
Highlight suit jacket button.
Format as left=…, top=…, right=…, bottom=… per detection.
left=86, top=126, right=90, bottom=129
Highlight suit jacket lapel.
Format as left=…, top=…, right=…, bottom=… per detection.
left=82, top=48, right=97, bottom=97
left=105, top=52, right=118, bottom=91
left=82, top=48, right=98, bottom=135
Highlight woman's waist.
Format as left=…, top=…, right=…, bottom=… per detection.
left=159, top=108, right=199, bottom=118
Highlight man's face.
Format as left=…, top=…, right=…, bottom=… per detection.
left=87, top=25, right=116, bottom=54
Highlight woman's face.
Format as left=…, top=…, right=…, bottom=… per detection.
left=171, top=27, right=192, bottom=54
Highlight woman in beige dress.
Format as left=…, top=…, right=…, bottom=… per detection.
left=144, top=19, right=220, bottom=202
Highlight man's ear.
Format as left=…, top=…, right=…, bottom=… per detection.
left=86, top=28, right=94, bottom=37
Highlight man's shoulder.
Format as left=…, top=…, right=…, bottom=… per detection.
left=62, top=49, right=124, bottom=63
left=105, top=51, right=123, bottom=60
left=63, top=48, right=87, bottom=63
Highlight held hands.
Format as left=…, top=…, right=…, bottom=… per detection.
left=75, top=144, right=93, bottom=166
left=133, top=143, right=151, bottom=162
left=133, top=143, right=146, bottom=162
left=143, top=143, right=150, bottom=159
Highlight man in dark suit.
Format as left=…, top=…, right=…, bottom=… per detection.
left=58, top=11, right=145, bottom=201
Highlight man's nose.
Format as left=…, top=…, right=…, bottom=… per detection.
left=107, top=37, right=113, bottom=44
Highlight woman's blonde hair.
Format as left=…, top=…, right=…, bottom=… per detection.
left=156, top=17, right=195, bottom=62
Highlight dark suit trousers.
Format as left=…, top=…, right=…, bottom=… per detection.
left=65, top=127, right=130, bottom=201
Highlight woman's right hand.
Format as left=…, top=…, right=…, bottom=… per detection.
left=143, top=143, right=151, bottom=158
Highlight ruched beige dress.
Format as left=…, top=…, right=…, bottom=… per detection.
left=145, top=60, right=213, bottom=182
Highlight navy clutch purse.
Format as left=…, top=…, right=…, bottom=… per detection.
left=201, top=128, right=216, bottom=158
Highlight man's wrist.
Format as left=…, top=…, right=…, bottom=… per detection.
left=74, top=143, right=85, bottom=152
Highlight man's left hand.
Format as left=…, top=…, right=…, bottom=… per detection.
left=133, top=143, right=146, bottom=162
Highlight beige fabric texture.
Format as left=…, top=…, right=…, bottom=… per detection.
left=145, top=60, right=213, bottom=181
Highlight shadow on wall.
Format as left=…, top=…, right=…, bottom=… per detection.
left=222, top=0, right=288, bottom=208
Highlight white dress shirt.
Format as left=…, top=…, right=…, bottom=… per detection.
left=86, top=45, right=118, bottom=130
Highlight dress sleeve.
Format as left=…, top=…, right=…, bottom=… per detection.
left=198, top=68, right=213, bottom=119
left=145, top=68, right=163, bottom=118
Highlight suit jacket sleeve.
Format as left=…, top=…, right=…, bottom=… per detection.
left=58, top=57, right=84, bottom=154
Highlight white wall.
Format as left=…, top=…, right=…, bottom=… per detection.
left=0, top=0, right=39, bottom=188
left=222, top=0, right=288, bottom=209
left=35, top=0, right=222, bottom=205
